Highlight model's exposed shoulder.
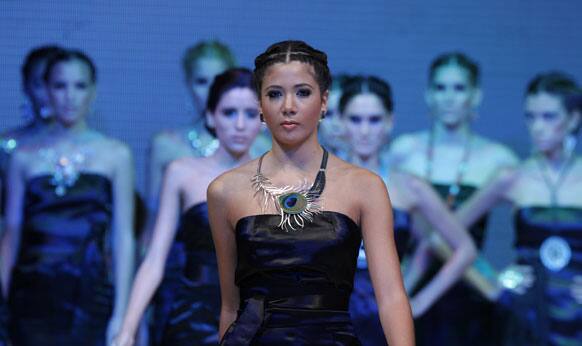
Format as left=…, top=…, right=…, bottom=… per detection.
left=473, top=135, right=519, bottom=164
left=209, top=158, right=258, bottom=195
left=391, top=131, right=427, bottom=151
left=152, top=127, right=185, bottom=146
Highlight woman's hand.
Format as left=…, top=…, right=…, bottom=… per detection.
left=110, top=328, right=135, bottom=346
left=107, top=315, right=126, bottom=346
left=497, top=264, right=535, bottom=295
left=409, top=293, right=432, bottom=318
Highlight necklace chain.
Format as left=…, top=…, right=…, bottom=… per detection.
left=425, top=125, right=472, bottom=207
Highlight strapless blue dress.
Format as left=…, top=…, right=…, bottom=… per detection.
left=413, top=183, right=501, bottom=346
left=349, top=208, right=411, bottom=345
left=9, top=174, right=113, bottom=346
left=220, top=211, right=362, bottom=345
left=501, top=207, right=582, bottom=346
left=160, top=202, right=220, bottom=345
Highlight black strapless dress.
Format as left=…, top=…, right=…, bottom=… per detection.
left=9, top=174, right=113, bottom=346
left=414, top=183, right=500, bottom=346
left=220, top=212, right=362, bottom=345
left=501, top=207, right=582, bottom=346
left=151, top=212, right=189, bottom=345
left=161, top=202, right=220, bottom=345
left=0, top=294, right=7, bottom=346
left=350, top=208, right=411, bottom=346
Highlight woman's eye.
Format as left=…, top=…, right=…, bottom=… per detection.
left=369, top=116, right=383, bottom=124
left=266, top=90, right=282, bottom=99
left=524, top=112, right=534, bottom=121
left=542, top=112, right=558, bottom=121
left=52, top=81, right=66, bottom=90
left=454, top=84, right=467, bottom=92
left=75, top=82, right=88, bottom=90
left=246, top=109, right=259, bottom=118
left=297, top=88, right=311, bottom=97
left=433, top=83, right=445, bottom=91
left=348, top=115, right=362, bottom=124
left=194, top=77, right=208, bottom=86
left=221, top=108, right=237, bottom=117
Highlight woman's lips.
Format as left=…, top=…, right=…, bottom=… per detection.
left=281, top=121, right=299, bottom=130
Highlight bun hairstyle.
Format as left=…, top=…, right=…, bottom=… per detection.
left=43, top=49, right=97, bottom=84
left=206, top=67, right=255, bottom=113
left=526, top=71, right=580, bottom=113
left=182, top=40, right=236, bottom=78
left=253, top=40, right=332, bottom=96
left=429, top=52, right=480, bottom=87
left=339, top=75, right=393, bottom=115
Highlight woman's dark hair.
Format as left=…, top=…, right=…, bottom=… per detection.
left=182, top=40, right=236, bottom=78
left=21, top=45, right=63, bottom=87
left=43, top=49, right=97, bottom=84
left=429, top=52, right=480, bottom=87
left=526, top=71, right=580, bottom=113
left=253, top=40, right=331, bottom=96
left=206, top=68, right=255, bottom=113
left=339, top=75, right=393, bottom=115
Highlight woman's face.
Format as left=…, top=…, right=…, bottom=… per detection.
left=47, top=60, right=95, bottom=127
left=259, top=61, right=327, bottom=147
left=426, top=64, right=480, bottom=127
left=208, top=87, right=261, bottom=155
left=25, top=60, right=51, bottom=115
left=187, top=56, right=229, bottom=114
left=524, top=92, right=579, bottom=154
left=319, top=88, right=346, bottom=146
left=343, top=93, right=392, bottom=159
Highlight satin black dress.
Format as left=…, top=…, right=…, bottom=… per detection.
left=350, top=208, right=411, bottom=346
left=151, top=211, right=188, bottom=345
left=220, top=211, right=362, bottom=346
left=0, top=294, right=7, bottom=346
left=414, top=183, right=500, bottom=346
left=161, top=202, right=220, bottom=345
left=501, top=207, right=582, bottom=346
left=9, top=174, right=113, bottom=346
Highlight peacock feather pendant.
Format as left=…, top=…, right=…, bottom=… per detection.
left=251, top=174, right=323, bottom=231
left=251, top=148, right=328, bottom=231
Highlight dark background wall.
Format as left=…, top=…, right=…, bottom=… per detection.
left=1, top=1, right=581, bottom=267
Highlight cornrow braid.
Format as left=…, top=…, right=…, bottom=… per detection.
left=253, top=40, right=331, bottom=96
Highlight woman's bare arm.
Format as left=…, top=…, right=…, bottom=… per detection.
left=359, top=171, right=414, bottom=346
left=0, top=152, right=26, bottom=297
left=404, top=175, right=477, bottom=317
left=207, top=176, right=239, bottom=341
left=108, top=145, right=136, bottom=342
left=114, top=159, right=184, bottom=345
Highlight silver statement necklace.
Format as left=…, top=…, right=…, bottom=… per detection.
left=39, top=146, right=89, bottom=196
left=187, top=128, right=219, bottom=157
left=252, top=148, right=328, bottom=231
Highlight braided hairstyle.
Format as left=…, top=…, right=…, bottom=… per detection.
left=253, top=40, right=331, bottom=97
left=339, top=75, right=393, bottom=115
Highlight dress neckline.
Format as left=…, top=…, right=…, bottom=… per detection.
left=27, top=172, right=112, bottom=185
left=234, top=210, right=359, bottom=231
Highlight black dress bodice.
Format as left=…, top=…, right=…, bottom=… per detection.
left=508, top=206, right=582, bottom=345
left=432, top=183, right=489, bottom=248
left=221, top=211, right=362, bottom=345
left=10, top=173, right=113, bottom=345
left=160, top=202, right=221, bottom=346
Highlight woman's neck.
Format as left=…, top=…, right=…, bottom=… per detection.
left=212, top=145, right=252, bottom=170
left=432, top=120, right=471, bottom=145
left=269, top=135, right=323, bottom=173
left=50, top=120, right=89, bottom=141
left=540, top=142, right=571, bottom=171
left=349, top=152, right=381, bottom=174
